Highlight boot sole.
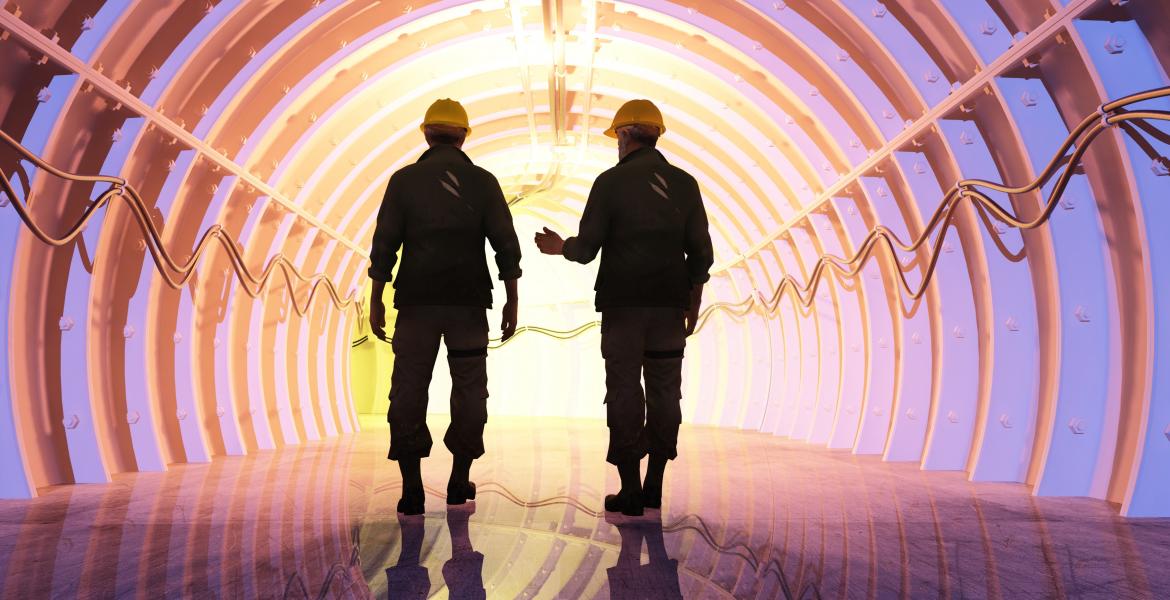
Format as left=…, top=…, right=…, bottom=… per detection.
left=604, top=494, right=644, bottom=516
left=397, top=499, right=425, bottom=516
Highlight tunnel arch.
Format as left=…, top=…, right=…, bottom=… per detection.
left=0, top=0, right=1168, bottom=518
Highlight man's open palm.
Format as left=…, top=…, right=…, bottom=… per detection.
left=534, top=227, right=564, bottom=255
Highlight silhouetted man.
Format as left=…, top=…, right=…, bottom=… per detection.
left=369, top=98, right=522, bottom=516
left=534, top=99, right=713, bottom=516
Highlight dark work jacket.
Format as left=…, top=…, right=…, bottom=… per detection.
left=563, top=147, right=714, bottom=310
left=367, top=144, right=522, bottom=308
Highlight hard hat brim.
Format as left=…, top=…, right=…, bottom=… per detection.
left=603, top=123, right=663, bottom=139
left=420, top=121, right=472, bottom=135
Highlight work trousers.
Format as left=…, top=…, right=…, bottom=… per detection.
left=600, top=307, right=687, bottom=465
left=387, top=305, right=489, bottom=461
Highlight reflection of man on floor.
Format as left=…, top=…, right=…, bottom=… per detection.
left=368, top=98, right=523, bottom=516
left=535, top=99, right=714, bottom=516
left=385, top=515, right=429, bottom=599
left=383, top=508, right=486, bottom=600
left=443, top=507, right=486, bottom=600
left=606, top=513, right=683, bottom=599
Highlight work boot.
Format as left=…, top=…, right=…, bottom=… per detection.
left=447, top=455, right=477, bottom=505
left=397, top=457, right=425, bottom=516
left=642, top=455, right=668, bottom=509
left=397, top=490, right=425, bottom=516
left=604, top=461, right=644, bottom=517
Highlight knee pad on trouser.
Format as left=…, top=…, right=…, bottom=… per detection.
left=605, top=392, right=649, bottom=465
left=388, top=391, right=433, bottom=460
left=604, top=350, right=649, bottom=465
left=445, top=348, right=489, bottom=459
left=386, top=310, right=442, bottom=460
left=643, top=353, right=684, bottom=461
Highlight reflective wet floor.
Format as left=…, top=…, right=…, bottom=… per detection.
left=1, top=415, right=1168, bottom=598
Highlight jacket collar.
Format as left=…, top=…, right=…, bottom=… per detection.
left=417, top=143, right=474, bottom=164
left=617, top=146, right=667, bottom=165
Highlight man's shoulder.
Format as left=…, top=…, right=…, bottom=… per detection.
left=646, top=152, right=697, bottom=184
left=429, top=157, right=500, bottom=184
left=463, top=162, right=500, bottom=182
left=600, top=155, right=698, bottom=190
left=391, top=159, right=499, bottom=185
left=662, top=163, right=698, bottom=186
left=389, top=161, right=424, bottom=182
left=595, top=163, right=624, bottom=182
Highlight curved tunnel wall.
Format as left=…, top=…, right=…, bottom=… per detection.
left=0, top=0, right=1168, bottom=517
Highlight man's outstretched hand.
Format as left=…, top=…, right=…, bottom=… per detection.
left=534, top=227, right=565, bottom=255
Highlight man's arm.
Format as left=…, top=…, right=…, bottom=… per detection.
left=484, top=177, right=522, bottom=341
left=560, top=176, right=610, bottom=264
left=368, top=175, right=404, bottom=341
left=683, top=179, right=714, bottom=335
left=685, top=282, right=704, bottom=335
left=369, top=280, right=388, bottom=340
left=500, top=277, right=518, bottom=341
left=683, top=179, right=714, bottom=286
left=484, top=177, right=523, bottom=281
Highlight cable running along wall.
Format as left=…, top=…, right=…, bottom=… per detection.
left=0, top=130, right=358, bottom=318
left=5, top=87, right=1167, bottom=344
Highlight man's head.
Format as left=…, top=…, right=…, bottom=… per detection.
left=605, top=99, right=665, bottom=159
left=615, top=123, right=660, bottom=158
left=423, top=124, right=467, bottom=148
left=421, top=98, right=470, bottom=148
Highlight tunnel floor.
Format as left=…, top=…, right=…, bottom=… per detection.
left=1, top=415, right=1167, bottom=599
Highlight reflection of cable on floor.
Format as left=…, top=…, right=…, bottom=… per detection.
left=281, top=526, right=363, bottom=600
left=662, top=514, right=823, bottom=600
left=421, top=482, right=604, bottom=517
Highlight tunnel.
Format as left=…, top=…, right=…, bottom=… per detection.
left=1, top=0, right=1169, bottom=597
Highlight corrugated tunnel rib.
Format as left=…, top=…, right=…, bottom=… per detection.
left=1, top=0, right=1169, bottom=597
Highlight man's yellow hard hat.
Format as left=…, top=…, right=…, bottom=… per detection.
left=420, top=98, right=471, bottom=134
left=604, top=99, right=666, bottom=138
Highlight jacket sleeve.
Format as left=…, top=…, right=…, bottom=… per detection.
left=484, top=175, right=523, bottom=280
left=367, top=174, right=404, bottom=283
left=684, top=179, right=714, bottom=285
left=562, top=175, right=609, bottom=264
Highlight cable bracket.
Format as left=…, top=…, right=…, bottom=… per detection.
left=1097, top=103, right=1114, bottom=128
